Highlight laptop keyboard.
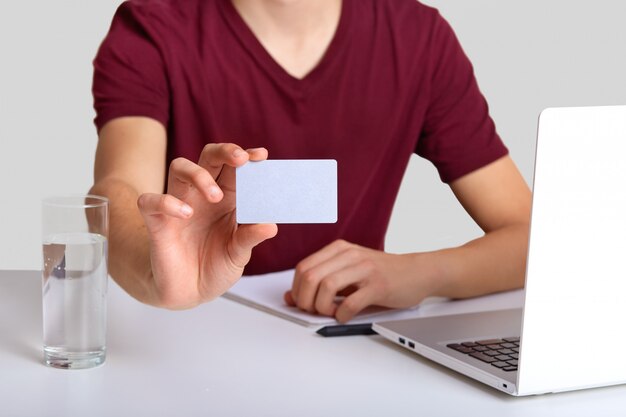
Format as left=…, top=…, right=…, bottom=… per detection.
left=447, top=337, right=520, bottom=372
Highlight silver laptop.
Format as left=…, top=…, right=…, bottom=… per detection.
left=373, top=105, right=626, bottom=396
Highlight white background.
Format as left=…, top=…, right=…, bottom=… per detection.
left=1, top=0, right=625, bottom=269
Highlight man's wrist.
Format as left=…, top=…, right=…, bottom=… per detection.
left=403, top=251, right=447, bottom=301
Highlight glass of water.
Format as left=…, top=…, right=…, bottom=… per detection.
left=41, top=195, right=108, bottom=369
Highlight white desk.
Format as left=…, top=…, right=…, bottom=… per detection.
left=1, top=270, right=625, bottom=417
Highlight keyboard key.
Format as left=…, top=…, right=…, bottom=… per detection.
left=487, top=344, right=504, bottom=350
left=476, top=339, right=504, bottom=346
left=502, top=366, right=518, bottom=372
left=501, top=343, right=516, bottom=349
left=491, top=361, right=509, bottom=368
left=469, top=352, right=497, bottom=363
left=447, top=344, right=475, bottom=354
left=495, top=355, right=513, bottom=361
left=503, top=337, right=520, bottom=343
left=473, top=346, right=488, bottom=352
left=484, top=350, right=500, bottom=357
left=498, top=349, right=515, bottom=355
left=511, top=353, right=519, bottom=359
left=507, top=359, right=519, bottom=366
left=461, top=342, right=478, bottom=347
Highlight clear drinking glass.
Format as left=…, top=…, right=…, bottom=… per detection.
left=41, top=195, right=109, bottom=369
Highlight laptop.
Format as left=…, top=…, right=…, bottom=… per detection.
left=373, top=105, right=626, bottom=396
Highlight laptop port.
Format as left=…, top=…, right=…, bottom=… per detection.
left=408, top=341, right=415, bottom=349
left=399, top=338, right=405, bottom=345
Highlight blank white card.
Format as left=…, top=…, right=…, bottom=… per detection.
left=236, top=159, right=337, bottom=224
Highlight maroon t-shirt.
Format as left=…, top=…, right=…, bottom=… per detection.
left=93, top=0, right=507, bottom=275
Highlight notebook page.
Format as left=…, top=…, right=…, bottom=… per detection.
left=223, top=269, right=524, bottom=327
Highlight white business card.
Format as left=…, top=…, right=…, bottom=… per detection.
left=236, top=159, right=338, bottom=224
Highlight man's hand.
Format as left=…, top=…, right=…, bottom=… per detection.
left=284, top=156, right=532, bottom=323
left=137, top=143, right=277, bottom=309
left=284, top=240, right=428, bottom=323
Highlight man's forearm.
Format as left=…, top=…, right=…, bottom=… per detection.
left=418, top=222, right=529, bottom=300
left=90, top=177, right=157, bottom=305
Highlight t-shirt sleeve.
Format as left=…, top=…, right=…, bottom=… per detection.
left=416, top=12, right=508, bottom=183
left=92, top=2, right=170, bottom=132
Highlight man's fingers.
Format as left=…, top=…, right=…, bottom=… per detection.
left=229, top=223, right=278, bottom=268
left=246, top=147, right=269, bottom=161
left=292, top=239, right=353, bottom=304
left=284, top=290, right=295, bottom=306
left=313, top=265, right=369, bottom=317
left=335, top=288, right=374, bottom=323
left=137, top=193, right=193, bottom=219
left=197, top=143, right=250, bottom=180
left=293, top=254, right=357, bottom=314
left=337, top=285, right=358, bottom=297
left=216, top=147, right=269, bottom=188
left=168, top=157, right=223, bottom=202
left=297, top=239, right=353, bottom=273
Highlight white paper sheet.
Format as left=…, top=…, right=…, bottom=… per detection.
left=223, top=269, right=524, bottom=327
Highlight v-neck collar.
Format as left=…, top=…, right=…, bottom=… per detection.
left=219, top=0, right=351, bottom=97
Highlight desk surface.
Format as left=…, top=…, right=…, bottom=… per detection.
left=1, top=270, right=625, bottom=417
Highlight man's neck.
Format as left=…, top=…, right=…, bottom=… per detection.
left=231, top=0, right=342, bottom=79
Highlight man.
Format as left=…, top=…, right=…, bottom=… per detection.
left=90, top=0, right=531, bottom=322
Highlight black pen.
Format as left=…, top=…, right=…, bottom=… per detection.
left=316, top=323, right=377, bottom=337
